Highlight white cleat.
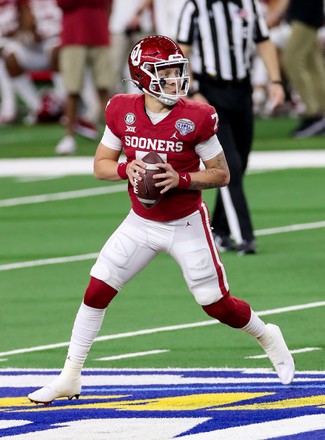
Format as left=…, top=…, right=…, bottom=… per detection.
left=54, top=135, right=77, bottom=155
left=258, top=323, right=295, bottom=385
left=28, top=358, right=82, bottom=405
left=28, top=375, right=81, bottom=405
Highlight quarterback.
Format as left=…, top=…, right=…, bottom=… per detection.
left=28, top=35, right=295, bottom=405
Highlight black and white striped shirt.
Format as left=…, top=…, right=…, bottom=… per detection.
left=177, top=0, right=269, bottom=82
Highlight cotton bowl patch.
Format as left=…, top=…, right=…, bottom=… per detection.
left=1, top=368, right=325, bottom=439
left=175, top=119, right=195, bottom=136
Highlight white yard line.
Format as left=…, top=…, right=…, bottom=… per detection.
left=0, top=254, right=99, bottom=271
left=0, top=220, right=323, bottom=272
left=0, top=184, right=127, bottom=207
left=0, top=301, right=325, bottom=358
left=95, top=349, right=170, bottom=362
left=246, top=347, right=322, bottom=359
left=255, top=221, right=325, bottom=236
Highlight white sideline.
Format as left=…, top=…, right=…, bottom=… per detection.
left=0, top=150, right=325, bottom=177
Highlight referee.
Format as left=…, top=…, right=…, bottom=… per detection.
left=177, top=0, right=285, bottom=255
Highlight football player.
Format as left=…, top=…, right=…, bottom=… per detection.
left=28, top=35, right=295, bottom=405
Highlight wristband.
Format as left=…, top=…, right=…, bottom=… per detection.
left=117, top=162, right=128, bottom=180
left=271, top=80, right=283, bottom=85
left=177, top=172, right=191, bottom=189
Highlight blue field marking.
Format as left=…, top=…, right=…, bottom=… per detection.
left=275, top=432, right=325, bottom=440
left=1, top=368, right=325, bottom=439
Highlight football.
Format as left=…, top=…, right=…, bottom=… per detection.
left=134, top=151, right=164, bottom=208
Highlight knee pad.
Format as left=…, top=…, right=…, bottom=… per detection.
left=90, top=232, right=140, bottom=291
left=202, top=293, right=251, bottom=328
left=191, top=285, right=221, bottom=306
left=83, top=276, right=118, bottom=309
left=182, top=248, right=229, bottom=305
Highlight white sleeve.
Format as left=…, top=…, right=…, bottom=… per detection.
left=195, top=134, right=223, bottom=161
left=100, top=125, right=123, bottom=151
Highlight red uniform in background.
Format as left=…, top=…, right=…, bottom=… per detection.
left=54, top=0, right=113, bottom=155
left=57, top=0, right=110, bottom=46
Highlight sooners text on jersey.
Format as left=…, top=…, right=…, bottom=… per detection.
left=106, top=94, right=219, bottom=222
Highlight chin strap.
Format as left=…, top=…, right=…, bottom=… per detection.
left=143, top=88, right=180, bottom=106
left=122, top=77, right=181, bottom=106
left=158, top=94, right=179, bottom=106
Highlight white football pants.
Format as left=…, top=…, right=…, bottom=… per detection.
left=90, top=203, right=229, bottom=306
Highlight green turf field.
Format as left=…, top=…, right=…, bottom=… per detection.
left=0, top=117, right=324, bottom=373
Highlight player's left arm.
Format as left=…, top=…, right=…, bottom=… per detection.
left=154, top=151, right=230, bottom=194
left=190, top=151, right=230, bottom=189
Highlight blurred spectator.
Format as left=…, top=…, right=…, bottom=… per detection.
left=55, top=0, right=112, bottom=155
left=73, top=69, right=101, bottom=139
left=251, top=0, right=299, bottom=117
left=3, top=0, right=64, bottom=124
left=152, top=0, right=187, bottom=39
left=109, top=0, right=153, bottom=94
left=282, top=0, right=325, bottom=138
left=0, top=0, right=20, bottom=124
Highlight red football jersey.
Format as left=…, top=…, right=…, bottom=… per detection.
left=57, top=0, right=110, bottom=46
left=105, top=94, right=220, bottom=222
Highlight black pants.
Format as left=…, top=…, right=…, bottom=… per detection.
left=200, top=79, right=255, bottom=242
